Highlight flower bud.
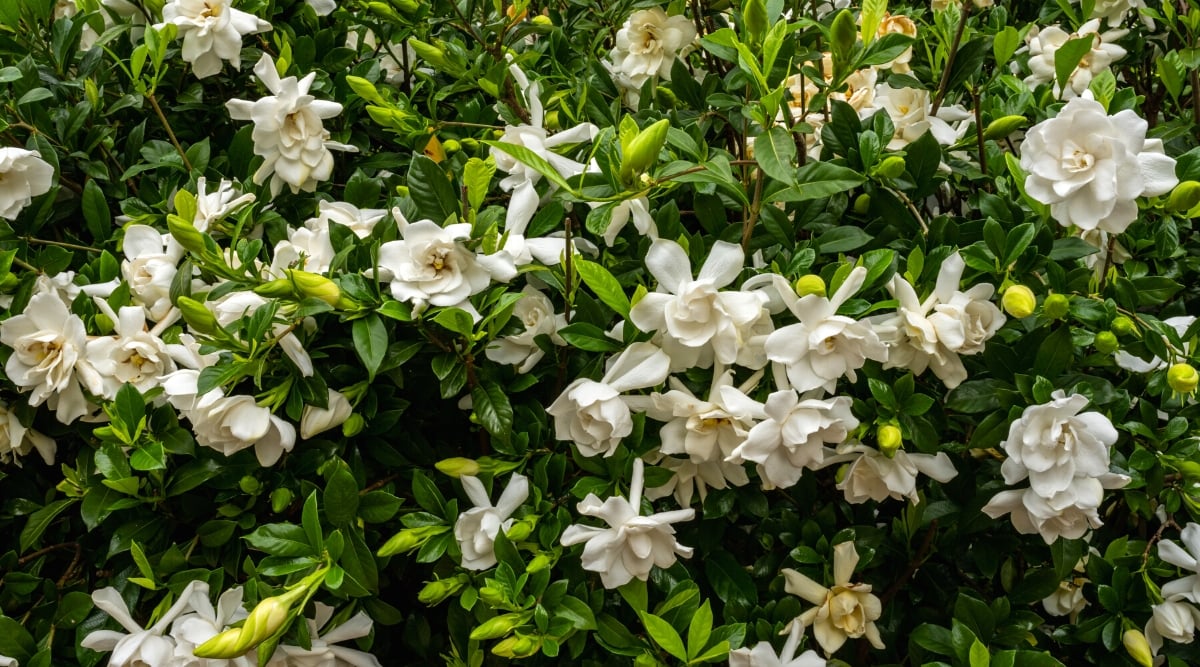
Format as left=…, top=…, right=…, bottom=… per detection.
left=254, top=278, right=295, bottom=299
left=435, top=457, right=481, bottom=478
left=1001, top=285, right=1036, bottom=318
left=301, top=389, right=353, bottom=439
left=491, top=633, right=540, bottom=658
left=983, top=115, right=1027, bottom=141
left=167, top=214, right=207, bottom=256
left=378, top=526, right=445, bottom=556
left=505, top=518, right=535, bottom=542
left=1122, top=628, right=1153, bottom=667
left=469, top=612, right=527, bottom=641
left=418, top=575, right=468, bottom=605
left=286, top=270, right=341, bottom=307
left=408, top=38, right=448, bottom=70
left=526, top=553, right=552, bottom=573
left=342, top=413, right=365, bottom=437
left=1168, top=363, right=1199, bottom=396
left=1093, top=331, right=1119, bottom=354
left=366, top=1, right=402, bottom=20
left=874, top=156, right=906, bottom=180
left=620, top=118, right=671, bottom=185
left=395, top=185, right=411, bottom=197
left=176, top=296, right=221, bottom=336
left=270, top=488, right=294, bottom=513
left=442, top=139, right=462, bottom=154
left=530, top=14, right=552, bottom=26
left=794, top=274, right=826, bottom=298
left=1042, top=293, right=1070, bottom=320
left=478, top=586, right=506, bottom=607
left=193, top=627, right=245, bottom=659
left=878, top=424, right=903, bottom=458
left=543, top=110, right=560, bottom=131
left=239, top=476, right=261, bottom=494
left=1111, top=316, right=1135, bottom=336
left=853, top=193, right=871, bottom=214
left=1166, top=181, right=1200, bottom=213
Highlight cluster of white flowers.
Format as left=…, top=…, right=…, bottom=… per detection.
left=82, top=581, right=381, bottom=666
left=983, top=391, right=1129, bottom=544
left=1146, top=524, right=1200, bottom=656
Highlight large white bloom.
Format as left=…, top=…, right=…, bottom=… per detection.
left=0, top=148, right=54, bottom=220
left=87, top=301, right=176, bottom=398
left=645, top=367, right=761, bottom=464
left=158, top=0, right=271, bottom=79
left=605, top=8, right=696, bottom=104
left=560, top=458, right=695, bottom=589
left=782, top=541, right=885, bottom=656
left=0, top=292, right=101, bottom=424
left=981, top=474, right=1128, bottom=544
left=1020, top=94, right=1178, bottom=233
left=630, top=239, right=767, bottom=370
left=998, top=391, right=1118, bottom=498
left=547, top=342, right=671, bottom=457
left=454, top=473, right=529, bottom=570
left=1145, top=599, right=1200, bottom=656
left=484, top=286, right=565, bottom=373
left=122, top=225, right=185, bottom=323
left=1159, top=523, right=1200, bottom=603
left=225, top=54, right=356, bottom=196
left=161, top=370, right=296, bottom=466
left=267, top=604, right=382, bottom=667
left=1024, top=20, right=1126, bottom=99
left=0, top=401, right=56, bottom=465
left=835, top=445, right=958, bottom=504
left=729, top=620, right=826, bottom=667
left=761, top=268, right=887, bottom=393
left=82, top=581, right=207, bottom=666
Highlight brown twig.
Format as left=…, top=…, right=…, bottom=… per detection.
left=361, top=473, right=402, bottom=495
left=18, top=542, right=79, bottom=566
left=147, top=94, right=193, bottom=172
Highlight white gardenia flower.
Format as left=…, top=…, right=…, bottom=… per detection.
left=454, top=473, right=530, bottom=570
left=1025, top=20, right=1126, bottom=99
left=82, top=581, right=207, bottom=666
left=762, top=268, right=888, bottom=393
left=169, top=586, right=253, bottom=666
left=1114, top=315, right=1194, bottom=373
left=161, top=370, right=296, bottom=466
left=872, top=252, right=1004, bottom=389
left=874, top=13, right=918, bottom=74
left=869, top=84, right=971, bottom=149
left=1159, top=523, right=1200, bottom=603
left=981, top=474, right=1128, bottom=544
left=122, top=224, right=185, bottom=322
left=643, top=454, right=749, bottom=507
left=375, top=219, right=508, bottom=318
left=1145, top=599, right=1200, bottom=656
left=998, top=391, right=1118, bottom=498
left=560, top=458, right=695, bottom=589
left=595, top=195, right=657, bottom=247
left=835, top=445, right=958, bottom=504
left=0, top=292, right=102, bottom=424
left=484, top=286, right=566, bottom=373
left=782, top=541, right=885, bottom=656
left=193, top=177, right=256, bottom=233
left=1076, top=0, right=1148, bottom=26
left=729, top=619, right=826, bottom=667
left=158, top=0, right=271, bottom=79
left=300, top=389, right=353, bottom=439
left=0, top=401, right=56, bottom=465
left=0, top=148, right=54, bottom=220
left=630, top=239, right=767, bottom=370
left=1042, top=577, right=1087, bottom=621
left=547, top=342, right=671, bottom=457
left=605, top=8, right=696, bottom=105
left=726, top=390, right=858, bottom=490
left=267, top=604, right=382, bottom=667
left=86, top=301, right=176, bottom=399
left=305, top=0, right=336, bottom=15
left=226, top=54, right=356, bottom=196
left=1020, top=93, right=1178, bottom=234
left=645, top=367, right=761, bottom=464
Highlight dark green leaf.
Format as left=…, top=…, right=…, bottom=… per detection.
left=324, top=469, right=360, bottom=526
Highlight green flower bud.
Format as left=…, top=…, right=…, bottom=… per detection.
left=478, top=586, right=506, bottom=607
left=193, top=628, right=245, bottom=659
left=1093, top=331, right=1119, bottom=354
left=378, top=526, right=443, bottom=557
left=1123, top=629, right=1153, bottom=667
left=167, top=214, right=207, bottom=256
left=983, top=115, right=1027, bottom=141
left=395, top=185, right=411, bottom=197
left=874, top=156, right=906, bottom=180
left=176, top=296, right=221, bottom=336
left=408, top=38, right=448, bottom=70
left=834, top=463, right=849, bottom=485
left=1001, top=285, right=1036, bottom=318
left=461, top=138, right=480, bottom=151
left=239, top=476, right=261, bottom=494
left=442, top=139, right=462, bottom=154
left=366, top=1, right=402, bottom=20
left=389, top=0, right=420, bottom=15
left=853, top=193, right=871, bottom=214
left=270, top=488, right=294, bottom=513
left=286, top=269, right=342, bottom=307
left=794, top=274, right=827, bottom=298
left=1166, top=181, right=1200, bottom=213
left=530, top=14, right=552, bottom=26
left=435, top=457, right=481, bottom=478
left=526, top=553, right=552, bottom=573
left=1042, top=293, right=1070, bottom=320
left=878, top=424, right=903, bottom=458
left=492, top=633, right=540, bottom=658
left=342, top=413, right=365, bottom=437
left=505, top=518, right=535, bottom=542
left=254, top=278, right=295, bottom=299
left=418, top=575, right=468, bottom=605
left=1168, top=363, right=1199, bottom=396
left=1111, top=316, right=1135, bottom=336
left=469, top=612, right=527, bottom=641
left=543, top=110, right=560, bottom=131
left=620, top=118, right=671, bottom=185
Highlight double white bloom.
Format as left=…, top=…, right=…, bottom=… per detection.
left=226, top=55, right=355, bottom=196
left=561, top=458, right=695, bottom=588
left=484, top=286, right=566, bottom=373
left=0, top=148, right=54, bottom=221
left=1024, top=20, right=1126, bottom=99
left=836, top=444, right=957, bottom=504
left=454, top=473, right=529, bottom=570
left=162, top=370, right=296, bottom=466
left=605, top=8, right=696, bottom=106
left=1020, top=94, right=1178, bottom=234
left=782, top=541, right=885, bottom=656
left=158, top=0, right=271, bottom=79
left=0, top=292, right=100, bottom=424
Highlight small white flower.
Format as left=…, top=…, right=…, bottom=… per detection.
left=729, top=619, right=826, bottom=667
left=869, top=84, right=972, bottom=149
left=193, top=177, right=256, bottom=233
left=0, top=148, right=54, bottom=220
left=605, top=8, right=696, bottom=105
left=1076, top=0, right=1149, bottom=26
left=1020, top=93, right=1178, bottom=234
left=267, top=604, right=382, bottom=667
left=874, top=14, right=918, bottom=74
left=225, top=55, right=356, bottom=196
left=484, top=286, right=566, bottom=373
left=169, top=586, right=253, bottom=666
left=158, top=0, right=271, bottom=79
left=782, top=541, right=885, bottom=656
left=86, top=301, right=176, bottom=398
left=547, top=342, right=671, bottom=457
left=560, top=458, right=695, bottom=589
left=454, top=473, right=529, bottom=570
left=122, top=225, right=185, bottom=323
left=375, top=220, right=501, bottom=318
left=300, top=389, right=353, bottom=439
left=1145, top=599, right=1200, bottom=656
left=1159, top=523, right=1200, bottom=603
left=0, top=401, right=56, bottom=465
left=1041, top=577, right=1087, bottom=621
left=1024, top=20, right=1126, bottom=99
left=835, top=445, right=958, bottom=504
left=82, top=581, right=207, bottom=666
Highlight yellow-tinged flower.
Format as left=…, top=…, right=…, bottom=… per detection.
left=781, top=541, right=885, bottom=656
left=1123, top=628, right=1153, bottom=667
left=1001, top=285, right=1036, bottom=319
left=1168, top=363, right=1199, bottom=396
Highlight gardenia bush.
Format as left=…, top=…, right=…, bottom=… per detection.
left=1, top=0, right=1200, bottom=665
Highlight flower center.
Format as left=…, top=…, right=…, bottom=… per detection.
left=201, top=0, right=223, bottom=19
left=1065, top=148, right=1094, bottom=173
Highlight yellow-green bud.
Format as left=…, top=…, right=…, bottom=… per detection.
left=286, top=269, right=342, bottom=307
left=418, top=575, right=468, bottom=605
left=492, top=633, right=540, bottom=658
left=527, top=553, right=552, bottom=573
left=1167, top=363, right=1199, bottom=396
left=853, top=193, right=871, bottom=214
left=877, top=424, right=903, bottom=458
left=794, top=274, right=827, bottom=298
left=254, top=279, right=295, bottom=299
left=366, top=1, right=402, bottom=20
left=1001, top=285, right=1036, bottom=318
left=395, top=185, right=411, bottom=197
left=530, top=14, right=552, bottom=26
left=270, top=488, right=294, bottom=513
left=408, top=38, right=448, bottom=70
left=543, top=110, right=560, bottom=131
left=1042, top=293, right=1070, bottom=320
left=1166, top=181, right=1200, bottom=213
left=390, top=0, right=420, bottom=14
left=342, top=413, right=365, bottom=437
left=1094, top=331, right=1119, bottom=354
left=1123, top=628, right=1154, bottom=667
left=443, top=139, right=462, bottom=154
left=435, top=457, right=481, bottom=478
left=1111, top=316, right=1135, bottom=336
left=167, top=214, right=207, bottom=256
left=505, top=518, right=534, bottom=542
left=874, top=156, right=906, bottom=180
left=620, top=119, right=671, bottom=185
left=94, top=312, right=114, bottom=334
left=239, top=476, right=260, bottom=494
left=461, top=138, right=480, bottom=151
left=239, top=595, right=291, bottom=647
left=193, top=628, right=245, bottom=659
left=378, top=526, right=444, bottom=556
left=478, top=586, right=506, bottom=607
left=983, top=115, right=1027, bottom=141
left=176, top=296, right=221, bottom=336
left=469, top=613, right=527, bottom=641
left=0, top=273, right=18, bottom=291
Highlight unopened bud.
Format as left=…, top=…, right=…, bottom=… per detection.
left=878, top=424, right=903, bottom=457
left=491, top=633, right=540, bottom=658
left=743, top=0, right=767, bottom=44
left=1111, top=316, right=1135, bottom=336
left=378, top=526, right=444, bottom=557
left=794, top=274, right=826, bottom=298
left=469, top=612, right=527, bottom=641
left=853, top=193, right=871, bottom=214
left=418, top=575, right=468, bottom=605
left=435, top=457, right=481, bottom=478
left=530, top=14, right=552, bottom=26
left=167, top=214, right=207, bottom=256
left=1094, top=331, right=1119, bottom=354
left=527, top=553, right=552, bottom=573
left=442, top=139, right=462, bottom=154
left=543, top=111, right=560, bottom=131
left=1042, top=293, right=1070, bottom=320
left=286, top=270, right=341, bottom=307
left=342, top=413, right=365, bottom=437
left=193, top=627, right=245, bottom=659
left=1168, top=363, right=1199, bottom=396
left=239, top=476, right=261, bottom=494
left=1001, top=285, right=1036, bottom=318
left=983, top=115, right=1027, bottom=141
left=1122, top=628, right=1153, bottom=667
left=1167, top=181, right=1200, bottom=213
left=176, top=296, right=221, bottom=336
left=254, top=279, right=295, bottom=299
left=408, top=38, right=448, bottom=69
left=270, top=488, right=294, bottom=513
left=478, top=586, right=506, bottom=606
left=505, top=518, right=534, bottom=542
left=620, top=119, right=671, bottom=185
left=874, top=156, right=906, bottom=180
left=366, top=1, right=402, bottom=20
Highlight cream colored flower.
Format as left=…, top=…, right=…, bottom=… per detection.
left=0, top=401, right=56, bottom=465
left=782, top=541, right=885, bottom=656
left=158, top=0, right=271, bottom=79
left=454, top=473, right=529, bottom=570
left=1025, top=20, right=1126, bottom=99
left=875, top=14, right=917, bottom=73
left=300, top=389, right=353, bottom=439
left=605, top=8, right=696, bottom=105
left=0, top=148, right=54, bottom=220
